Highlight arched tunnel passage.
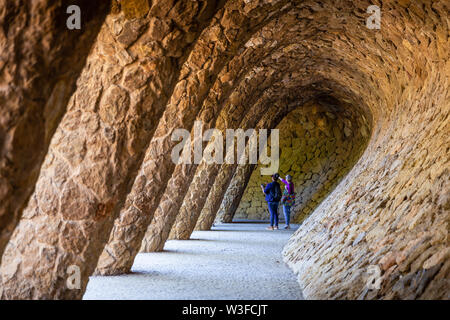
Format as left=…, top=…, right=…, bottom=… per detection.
left=0, top=0, right=447, bottom=301
left=218, top=95, right=372, bottom=225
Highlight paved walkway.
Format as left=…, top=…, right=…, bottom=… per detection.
left=84, top=222, right=303, bottom=300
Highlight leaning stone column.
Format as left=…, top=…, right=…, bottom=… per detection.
left=0, top=0, right=215, bottom=299
left=0, top=0, right=109, bottom=262
left=167, top=159, right=222, bottom=240
left=195, top=163, right=237, bottom=230
left=217, top=163, right=257, bottom=223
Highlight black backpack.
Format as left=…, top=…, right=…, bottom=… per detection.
left=269, top=182, right=282, bottom=202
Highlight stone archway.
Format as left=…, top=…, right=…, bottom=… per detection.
left=0, top=0, right=447, bottom=300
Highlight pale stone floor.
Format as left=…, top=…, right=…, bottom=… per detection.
left=84, top=222, right=304, bottom=300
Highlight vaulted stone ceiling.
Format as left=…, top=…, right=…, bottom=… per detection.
left=0, top=0, right=448, bottom=300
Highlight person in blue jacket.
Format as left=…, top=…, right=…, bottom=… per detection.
left=260, top=173, right=282, bottom=230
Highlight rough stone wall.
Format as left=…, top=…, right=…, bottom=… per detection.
left=0, top=0, right=109, bottom=262
left=234, top=101, right=369, bottom=223
left=216, top=161, right=256, bottom=223
left=195, top=162, right=238, bottom=230
left=283, top=3, right=449, bottom=299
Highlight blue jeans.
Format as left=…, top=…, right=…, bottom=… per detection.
left=267, top=202, right=279, bottom=227
left=283, top=205, right=291, bottom=225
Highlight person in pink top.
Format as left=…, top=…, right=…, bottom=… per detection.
left=279, top=175, right=295, bottom=229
